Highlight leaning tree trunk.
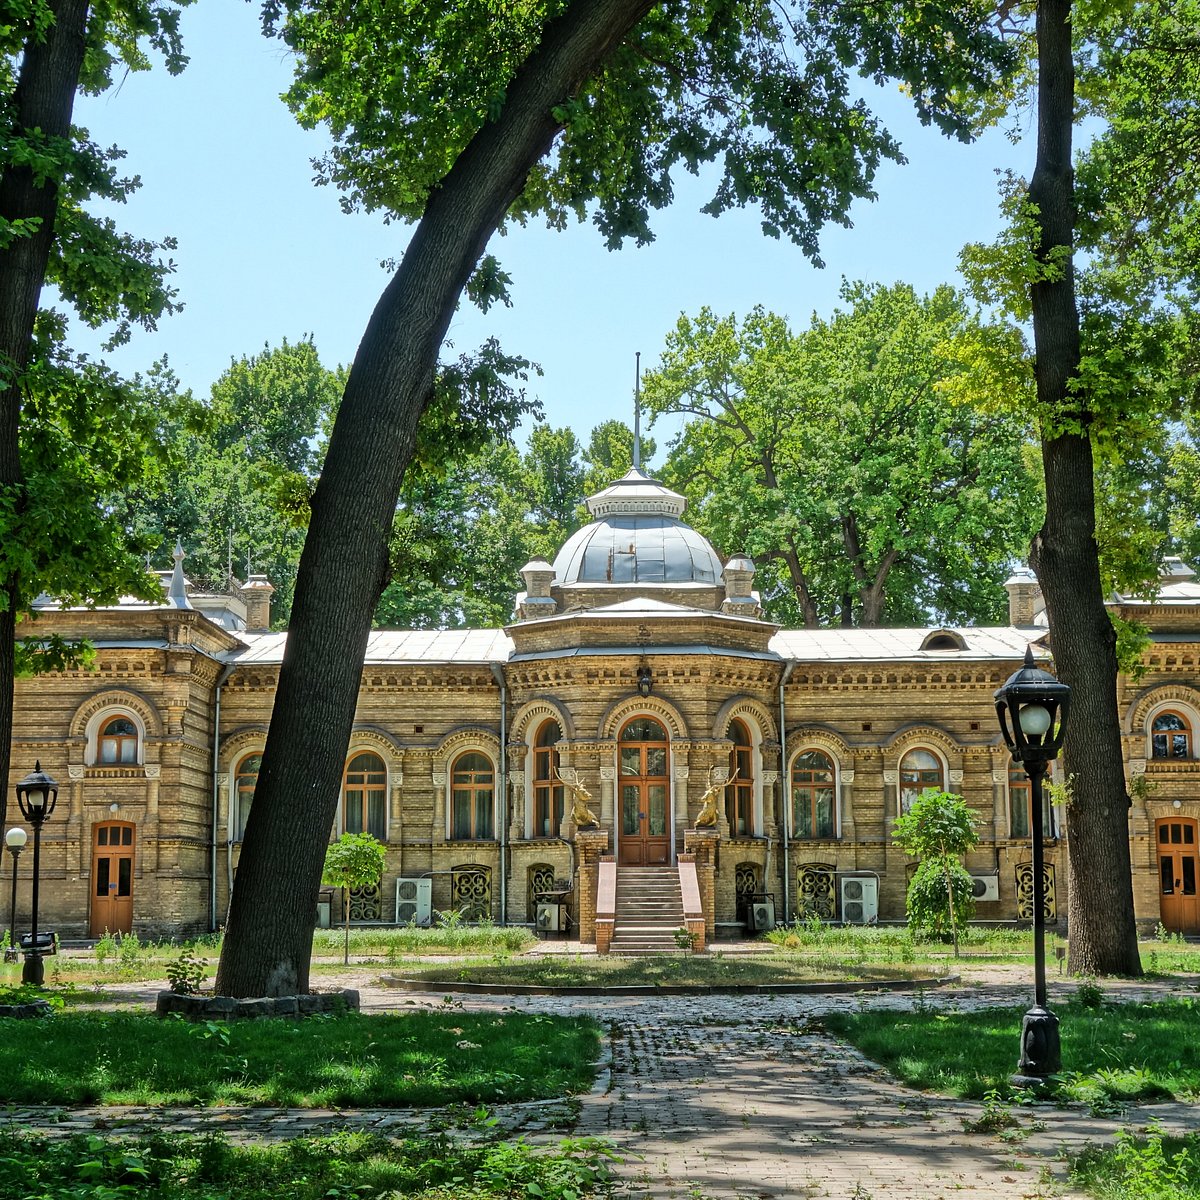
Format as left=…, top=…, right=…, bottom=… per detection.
left=0, top=0, right=92, bottom=825
left=215, top=0, right=657, bottom=997
left=1027, top=0, right=1140, bottom=976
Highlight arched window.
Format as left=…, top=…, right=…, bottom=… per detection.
left=451, top=752, right=494, bottom=840
left=234, top=753, right=260, bottom=840
left=725, top=719, right=755, bottom=836
left=1151, top=711, right=1192, bottom=760
left=99, top=716, right=139, bottom=765
left=1009, top=766, right=1054, bottom=839
left=900, top=748, right=944, bottom=813
left=343, top=751, right=387, bottom=840
left=792, top=749, right=835, bottom=839
left=532, top=721, right=563, bottom=838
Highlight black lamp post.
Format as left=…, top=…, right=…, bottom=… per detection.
left=15, top=762, right=58, bottom=985
left=994, top=646, right=1071, bottom=1082
left=4, top=827, right=25, bottom=964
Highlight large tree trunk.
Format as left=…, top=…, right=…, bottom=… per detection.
left=216, top=0, right=656, bottom=997
left=0, top=0, right=92, bottom=824
left=1027, top=0, right=1140, bottom=976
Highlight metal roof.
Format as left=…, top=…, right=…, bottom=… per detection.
left=230, top=629, right=513, bottom=666
left=768, top=626, right=1043, bottom=662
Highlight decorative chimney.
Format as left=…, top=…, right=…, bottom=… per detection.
left=1005, top=567, right=1043, bottom=627
left=240, top=574, right=275, bottom=632
left=722, top=553, right=761, bottom=617
left=517, top=558, right=557, bottom=620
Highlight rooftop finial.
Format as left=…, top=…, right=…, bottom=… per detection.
left=168, top=539, right=193, bottom=610
left=633, top=351, right=642, bottom=472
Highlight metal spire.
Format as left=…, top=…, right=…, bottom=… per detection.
left=633, top=351, right=642, bottom=472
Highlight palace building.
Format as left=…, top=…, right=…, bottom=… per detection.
left=8, top=468, right=1200, bottom=946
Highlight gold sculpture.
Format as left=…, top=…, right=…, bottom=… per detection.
left=554, top=768, right=599, bottom=829
left=695, top=768, right=738, bottom=827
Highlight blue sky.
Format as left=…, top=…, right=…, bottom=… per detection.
left=73, top=0, right=1032, bottom=460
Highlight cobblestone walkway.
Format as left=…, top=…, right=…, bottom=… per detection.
left=11, top=970, right=1200, bottom=1200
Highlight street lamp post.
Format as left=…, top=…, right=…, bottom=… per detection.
left=14, top=762, right=58, bottom=986
left=4, top=827, right=26, bottom=963
left=994, top=646, right=1071, bottom=1083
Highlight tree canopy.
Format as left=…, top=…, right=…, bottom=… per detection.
left=643, top=283, right=1039, bottom=627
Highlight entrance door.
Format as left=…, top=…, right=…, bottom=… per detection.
left=1156, top=817, right=1199, bottom=934
left=618, top=717, right=670, bottom=865
left=90, top=822, right=135, bottom=936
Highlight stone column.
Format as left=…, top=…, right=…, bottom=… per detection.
left=508, top=770, right=524, bottom=842
left=762, top=769, right=779, bottom=838
left=575, top=828, right=610, bottom=945
left=432, top=770, right=446, bottom=841
left=840, top=767, right=857, bottom=841
left=599, top=764, right=616, bottom=829
left=683, top=827, right=719, bottom=937
left=389, top=769, right=404, bottom=845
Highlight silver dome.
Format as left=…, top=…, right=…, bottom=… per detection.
left=552, top=469, right=724, bottom=586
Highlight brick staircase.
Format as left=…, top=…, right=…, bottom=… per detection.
left=609, top=866, right=687, bottom=955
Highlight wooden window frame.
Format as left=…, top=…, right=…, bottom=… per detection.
left=233, top=752, right=261, bottom=841
left=532, top=720, right=563, bottom=839
left=98, top=715, right=139, bottom=765
left=899, top=748, right=944, bottom=814
left=451, top=752, right=495, bottom=841
left=725, top=719, right=755, bottom=837
left=343, top=750, right=387, bottom=840
left=1151, top=710, right=1192, bottom=760
left=791, top=748, right=836, bottom=839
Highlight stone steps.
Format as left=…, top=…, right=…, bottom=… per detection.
left=610, top=866, right=687, bottom=956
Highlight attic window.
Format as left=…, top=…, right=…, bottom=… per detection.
left=921, top=630, right=967, bottom=652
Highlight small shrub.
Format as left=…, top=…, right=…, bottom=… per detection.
left=1074, top=978, right=1104, bottom=1009
left=166, top=947, right=207, bottom=995
left=94, top=930, right=117, bottom=967
left=117, top=930, right=143, bottom=968
left=672, top=927, right=697, bottom=951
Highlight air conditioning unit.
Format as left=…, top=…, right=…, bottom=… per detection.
left=970, top=874, right=1000, bottom=902
left=840, top=876, right=879, bottom=925
left=750, top=898, right=776, bottom=933
left=394, top=877, right=433, bottom=926
left=536, top=902, right=565, bottom=932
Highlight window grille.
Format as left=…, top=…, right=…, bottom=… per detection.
left=452, top=865, right=492, bottom=920
left=796, top=862, right=836, bottom=920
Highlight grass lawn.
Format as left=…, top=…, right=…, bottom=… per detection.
left=822, top=997, right=1200, bottom=1105
left=0, top=1009, right=600, bottom=1107
left=382, top=951, right=937, bottom=989
left=1070, top=1130, right=1200, bottom=1199
left=0, top=1129, right=619, bottom=1200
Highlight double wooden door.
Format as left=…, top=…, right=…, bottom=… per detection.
left=618, top=717, right=670, bottom=865
left=90, top=822, right=135, bottom=936
left=1157, top=818, right=1199, bottom=934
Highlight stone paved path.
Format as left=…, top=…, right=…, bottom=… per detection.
left=12, top=966, right=1200, bottom=1199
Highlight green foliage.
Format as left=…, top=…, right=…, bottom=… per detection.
left=0, top=1009, right=601, bottom=1108
left=894, top=789, right=980, bottom=947
left=322, top=834, right=386, bottom=893
left=904, top=858, right=976, bottom=941
left=643, top=284, right=1039, bottom=627
left=1071, top=1129, right=1200, bottom=1200
left=165, top=948, right=207, bottom=996
left=0, top=1128, right=621, bottom=1200
left=893, top=789, right=981, bottom=861
left=376, top=419, right=647, bottom=630
left=323, top=833, right=387, bottom=965
left=822, top=999, right=1200, bottom=1104
left=269, top=0, right=1017, bottom=261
